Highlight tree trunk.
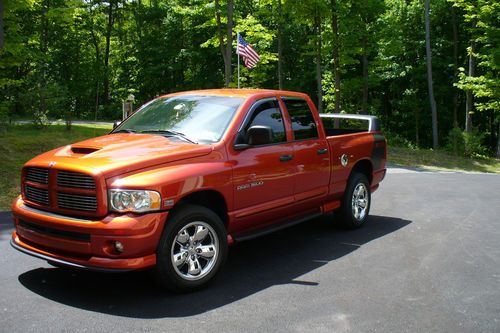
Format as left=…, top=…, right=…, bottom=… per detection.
left=215, top=0, right=233, bottom=87
left=215, top=0, right=225, bottom=66
left=451, top=5, right=459, bottom=128
left=0, top=0, right=4, bottom=49
left=425, top=0, right=438, bottom=149
left=135, top=0, right=143, bottom=40
left=38, top=0, right=49, bottom=121
left=496, top=121, right=500, bottom=158
left=465, top=21, right=475, bottom=133
left=103, top=0, right=115, bottom=107
left=315, top=11, right=322, bottom=113
left=277, top=0, right=283, bottom=90
left=225, top=0, right=233, bottom=87
left=90, top=29, right=101, bottom=120
left=415, top=107, right=420, bottom=147
left=361, top=37, right=368, bottom=114
left=331, top=0, right=341, bottom=114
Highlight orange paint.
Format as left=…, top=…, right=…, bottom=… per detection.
left=11, top=89, right=386, bottom=271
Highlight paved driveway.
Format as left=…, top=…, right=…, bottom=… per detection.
left=1, top=169, right=499, bottom=332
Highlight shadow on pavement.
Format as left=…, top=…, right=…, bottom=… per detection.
left=18, top=214, right=411, bottom=318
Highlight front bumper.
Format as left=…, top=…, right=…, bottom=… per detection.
left=11, top=196, right=168, bottom=271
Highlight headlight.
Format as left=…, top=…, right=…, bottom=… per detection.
left=109, top=189, right=161, bottom=213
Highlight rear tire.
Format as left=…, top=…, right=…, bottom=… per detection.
left=338, top=172, right=371, bottom=229
left=151, top=204, right=227, bottom=293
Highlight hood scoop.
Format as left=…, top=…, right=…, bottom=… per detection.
left=71, top=146, right=100, bottom=155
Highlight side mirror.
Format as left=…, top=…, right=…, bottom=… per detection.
left=247, top=125, right=273, bottom=146
left=233, top=125, right=274, bottom=150
left=113, top=121, right=122, bottom=129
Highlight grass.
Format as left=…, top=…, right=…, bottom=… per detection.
left=388, top=146, right=500, bottom=173
left=0, top=123, right=498, bottom=210
left=0, top=124, right=112, bottom=211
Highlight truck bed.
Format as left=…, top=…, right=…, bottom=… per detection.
left=319, top=113, right=381, bottom=137
left=319, top=113, right=387, bottom=199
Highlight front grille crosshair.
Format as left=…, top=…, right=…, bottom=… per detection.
left=23, top=167, right=100, bottom=215
left=57, top=192, right=97, bottom=212
left=25, top=186, right=50, bottom=206
left=57, top=170, right=96, bottom=189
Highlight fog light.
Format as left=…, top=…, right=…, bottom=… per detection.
left=114, top=241, right=124, bottom=253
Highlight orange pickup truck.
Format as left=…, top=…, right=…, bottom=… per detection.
left=11, top=89, right=386, bottom=291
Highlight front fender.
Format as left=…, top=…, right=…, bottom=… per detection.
left=106, top=161, right=233, bottom=211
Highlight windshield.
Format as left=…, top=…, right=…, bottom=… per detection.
left=113, top=95, right=244, bottom=144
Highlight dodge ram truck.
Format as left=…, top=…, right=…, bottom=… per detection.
left=11, top=89, right=386, bottom=291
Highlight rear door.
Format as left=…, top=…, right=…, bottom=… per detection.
left=230, top=98, right=296, bottom=232
left=281, top=97, right=330, bottom=209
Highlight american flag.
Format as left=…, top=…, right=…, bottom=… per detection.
left=236, top=33, right=260, bottom=68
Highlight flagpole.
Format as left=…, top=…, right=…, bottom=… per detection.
left=237, top=32, right=240, bottom=89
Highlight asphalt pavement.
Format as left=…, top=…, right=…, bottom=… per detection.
left=1, top=169, right=499, bottom=332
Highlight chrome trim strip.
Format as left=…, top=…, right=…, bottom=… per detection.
left=319, top=113, right=380, bottom=132
left=19, top=204, right=96, bottom=223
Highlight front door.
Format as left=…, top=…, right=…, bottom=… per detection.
left=230, top=98, right=296, bottom=233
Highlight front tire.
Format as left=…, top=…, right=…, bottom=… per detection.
left=338, top=172, right=371, bottom=229
left=151, top=204, right=227, bottom=292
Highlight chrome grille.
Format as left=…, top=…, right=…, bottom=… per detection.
left=57, top=192, right=97, bottom=211
left=26, top=167, right=49, bottom=184
left=23, top=167, right=101, bottom=215
left=25, top=186, right=50, bottom=206
left=57, top=171, right=96, bottom=189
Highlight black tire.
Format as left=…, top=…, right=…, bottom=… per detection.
left=151, top=204, right=228, bottom=293
left=338, top=172, right=371, bottom=229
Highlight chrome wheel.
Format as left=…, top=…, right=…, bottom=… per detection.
left=170, top=221, right=219, bottom=281
left=352, top=183, right=369, bottom=221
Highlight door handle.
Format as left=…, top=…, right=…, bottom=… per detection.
left=280, top=154, right=293, bottom=162
left=317, top=148, right=328, bottom=155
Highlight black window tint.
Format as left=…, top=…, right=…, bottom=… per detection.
left=283, top=99, right=318, bottom=140
left=246, top=100, right=286, bottom=144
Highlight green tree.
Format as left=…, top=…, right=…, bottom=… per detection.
left=450, top=0, right=499, bottom=156
left=0, top=0, right=498, bottom=156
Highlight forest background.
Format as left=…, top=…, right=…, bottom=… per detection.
left=0, top=0, right=498, bottom=157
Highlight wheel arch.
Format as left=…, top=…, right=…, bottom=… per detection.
left=350, top=159, right=373, bottom=185
left=175, top=190, right=229, bottom=228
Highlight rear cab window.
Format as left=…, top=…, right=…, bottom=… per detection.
left=282, top=98, right=318, bottom=141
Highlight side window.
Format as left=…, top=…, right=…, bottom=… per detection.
left=283, top=98, right=318, bottom=140
left=245, top=100, right=287, bottom=144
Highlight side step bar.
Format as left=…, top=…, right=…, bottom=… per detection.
left=234, top=212, right=323, bottom=242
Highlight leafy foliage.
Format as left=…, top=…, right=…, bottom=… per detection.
left=0, top=0, right=498, bottom=155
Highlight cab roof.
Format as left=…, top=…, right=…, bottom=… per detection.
left=159, top=89, right=309, bottom=100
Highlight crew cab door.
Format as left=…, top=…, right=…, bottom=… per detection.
left=281, top=97, right=330, bottom=209
left=229, top=98, right=296, bottom=232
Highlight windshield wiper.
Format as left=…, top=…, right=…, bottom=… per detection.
left=139, top=130, right=198, bottom=144
left=112, top=129, right=136, bottom=134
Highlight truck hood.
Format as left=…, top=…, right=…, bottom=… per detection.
left=26, top=133, right=213, bottom=178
